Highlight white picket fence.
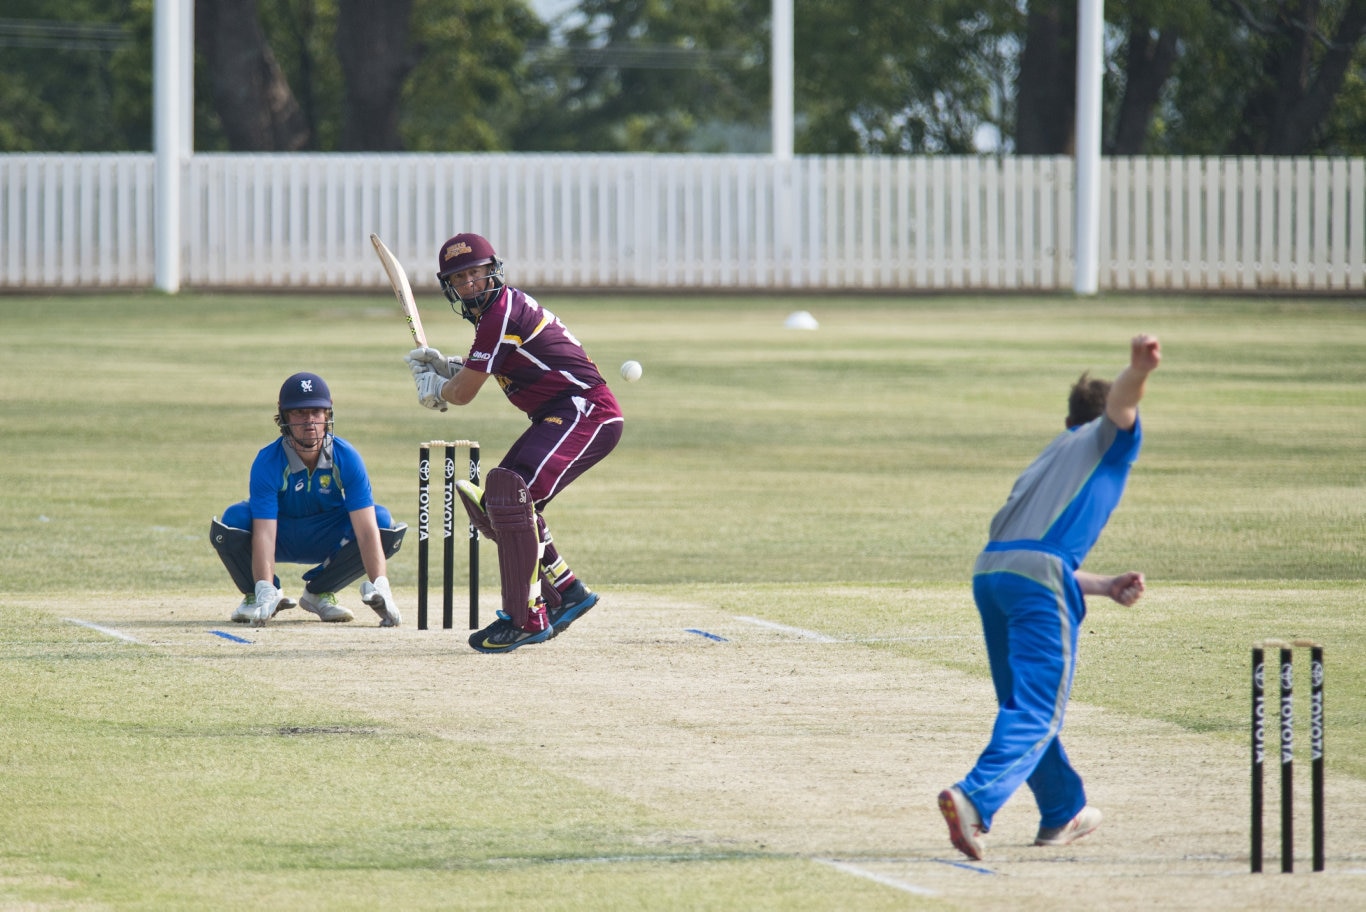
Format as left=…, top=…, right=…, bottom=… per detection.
left=2, top=152, right=1363, bottom=292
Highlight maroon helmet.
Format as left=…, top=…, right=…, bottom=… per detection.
left=436, top=233, right=505, bottom=325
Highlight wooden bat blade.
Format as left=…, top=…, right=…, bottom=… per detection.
left=369, top=233, right=427, bottom=347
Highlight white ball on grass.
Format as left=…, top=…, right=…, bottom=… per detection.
left=620, top=360, right=643, bottom=382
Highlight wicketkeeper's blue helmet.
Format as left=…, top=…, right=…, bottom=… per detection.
left=278, top=372, right=332, bottom=411
left=275, top=371, right=335, bottom=444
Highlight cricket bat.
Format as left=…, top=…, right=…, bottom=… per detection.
left=370, top=233, right=427, bottom=348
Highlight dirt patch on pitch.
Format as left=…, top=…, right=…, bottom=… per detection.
left=44, top=592, right=1366, bottom=910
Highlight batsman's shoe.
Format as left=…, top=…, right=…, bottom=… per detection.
left=548, top=581, right=598, bottom=633
left=1035, top=806, right=1103, bottom=847
left=469, top=610, right=555, bottom=654
left=361, top=577, right=401, bottom=628
left=300, top=590, right=355, bottom=623
left=938, top=786, right=987, bottom=861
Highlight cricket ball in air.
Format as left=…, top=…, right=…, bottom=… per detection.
left=620, top=360, right=643, bottom=382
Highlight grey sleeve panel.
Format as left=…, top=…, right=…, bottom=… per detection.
left=986, top=418, right=1113, bottom=543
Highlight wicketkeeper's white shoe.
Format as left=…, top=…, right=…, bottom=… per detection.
left=1035, top=806, right=1103, bottom=847
left=300, top=590, right=355, bottom=623
left=361, top=576, right=401, bottom=628
left=231, top=594, right=255, bottom=624
left=234, top=580, right=289, bottom=627
left=939, top=786, right=987, bottom=861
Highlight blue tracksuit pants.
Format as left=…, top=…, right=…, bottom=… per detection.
left=957, top=568, right=1088, bottom=831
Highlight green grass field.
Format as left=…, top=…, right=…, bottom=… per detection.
left=0, top=292, right=1362, bottom=909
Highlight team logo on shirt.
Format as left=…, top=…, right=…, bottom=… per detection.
left=320, top=474, right=332, bottom=490
left=544, top=416, right=563, bottom=426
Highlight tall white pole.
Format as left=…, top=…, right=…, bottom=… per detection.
left=154, top=0, right=187, bottom=293
left=1073, top=0, right=1103, bottom=295
left=772, top=0, right=793, bottom=160
left=181, top=0, right=195, bottom=156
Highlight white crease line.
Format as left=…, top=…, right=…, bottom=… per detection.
left=815, top=858, right=938, bottom=897
left=62, top=618, right=141, bottom=644
left=847, top=635, right=979, bottom=643
left=734, top=616, right=837, bottom=642
left=731, top=617, right=972, bottom=644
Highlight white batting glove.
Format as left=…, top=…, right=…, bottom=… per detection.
left=249, top=579, right=284, bottom=628
left=361, top=576, right=401, bottom=628
left=405, top=346, right=463, bottom=379
left=414, top=368, right=449, bottom=412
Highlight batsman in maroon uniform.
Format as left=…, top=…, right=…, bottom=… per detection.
left=406, top=233, right=624, bottom=653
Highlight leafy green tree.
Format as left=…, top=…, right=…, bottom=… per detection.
left=1137, top=0, right=1366, bottom=154
left=0, top=0, right=149, bottom=151
left=513, top=0, right=768, bottom=152
left=1014, top=0, right=1365, bottom=155
left=4, top=0, right=1363, bottom=156
left=1105, top=0, right=1187, bottom=154
left=796, top=0, right=1020, bottom=153
left=1316, top=55, right=1366, bottom=152
left=1226, top=0, right=1366, bottom=153
left=403, top=0, right=546, bottom=151
left=195, top=0, right=542, bottom=151
left=258, top=0, right=341, bottom=150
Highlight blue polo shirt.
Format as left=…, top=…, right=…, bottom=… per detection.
left=248, top=435, right=374, bottom=519
left=240, top=435, right=376, bottom=563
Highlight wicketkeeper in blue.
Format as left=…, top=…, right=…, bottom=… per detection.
left=939, top=334, right=1162, bottom=860
left=210, top=372, right=406, bottom=627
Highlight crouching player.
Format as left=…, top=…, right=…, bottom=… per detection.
left=210, top=372, right=405, bottom=627
left=406, top=232, right=623, bottom=653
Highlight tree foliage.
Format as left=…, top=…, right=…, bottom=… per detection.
left=193, top=0, right=544, bottom=151
left=1224, top=0, right=1366, bottom=153
left=513, top=0, right=769, bottom=152
left=0, top=0, right=149, bottom=151
left=796, top=0, right=1021, bottom=153
left=1113, top=0, right=1366, bottom=155
left=1, top=0, right=1364, bottom=155
left=402, top=0, right=546, bottom=152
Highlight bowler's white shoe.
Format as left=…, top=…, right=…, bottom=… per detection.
left=1035, top=806, right=1103, bottom=846
left=300, top=590, right=354, bottom=623
left=939, top=786, right=987, bottom=861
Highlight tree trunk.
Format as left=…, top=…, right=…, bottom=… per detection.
left=336, top=0, right=417, bottom=151
left=195, top=0, right=310, bottom=151
left=1234, top=0, right=1366, bottom=153
left=1109, top=21, right=1181, bottom=154
left=1014, top=0, right=1077, bottom=154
